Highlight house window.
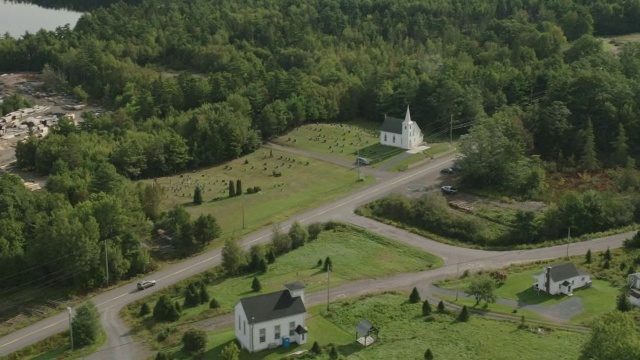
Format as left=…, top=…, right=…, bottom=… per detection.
left=392, top=135, right=396, bottom=143
left=582, top=277, right=585, bottom=281
left=384, top=134, right=387, bottom=142
left=238, top=316, right=241, bottom=330
left=275, top=325, right=281, bottom=340
left=259, top=328, right=266, bottom=343
left=243, top=321, right=246, bottom=335
left=572, top=280, right=574, bottom=284
left=289, top=321, right=295, bottom=336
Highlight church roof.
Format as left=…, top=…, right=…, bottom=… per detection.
left=240, top=290, right=306, bottom=324
left=380, top=116, right=403, bottom=134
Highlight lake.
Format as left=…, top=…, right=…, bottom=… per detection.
left=0, top=1, right=82, bottom=38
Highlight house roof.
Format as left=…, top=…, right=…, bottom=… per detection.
left=630, top=289, right=640, bottom=299
left=355, top=320, right=373, bottom=336
left=240, top=290, right=306, bottom=325
left=295, top=325, right=308, bottom=334
left=380, top=116, right=403, bottom=134
left=547, top=263, right=586, bottom=282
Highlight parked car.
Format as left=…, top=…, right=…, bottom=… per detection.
left=441, top=186, right=458, bottom=195
left=137, top=280, right=156, bottom=290
left=356, top=157, right=371, bottom=165
left=440, top=167, right=453, bottom=174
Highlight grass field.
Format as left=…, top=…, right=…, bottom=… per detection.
left=436, top=260, right=619, bottom=325
left=272, top=121, right=384, bottom=162
left=600, top=33, right=640, bottom=56
left=146, top=147, right=372, bottom=237
left=161, top=292, right=587, bottom=359
left=0, top=330, right=106, bottom=360
left=122, top=225, right=442, bottom=346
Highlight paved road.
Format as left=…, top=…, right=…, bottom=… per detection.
left=1, top=150, right=635, bottom=358
left=0, top=153, right=457, bottom=357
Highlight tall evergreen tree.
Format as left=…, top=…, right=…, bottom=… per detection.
left=193, top=186, right=203, bottom=205
left=458, top=305, right=470, bottom=322
left=424, top=348, right=434, bottom=360
left=422, top=300, right=432, bottom=316
left=617, top=294, right=632, bottom=312
left=409, top=287, right=421, bottom=303
left=236, top=179, right=242, bottom=196
left=228, top=180, right=235, bottom=197
left=586, top=249, right=592, bottom=264
left=579, top=119, right=600, bottom=171
left=612, top=123, right=629, bottom=167
left=252, top=277, right=262, bottom=292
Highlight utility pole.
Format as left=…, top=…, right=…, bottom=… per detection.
left=104, top=240, right=109, bottom=286
left=566, top=227, right=571, bottom=259
left=326, top=265, right=331, bottom=312
left=449, top=114, right=453, bottom=146
left=455, top=262, right=460, bottom=301
left=357, top=149, right=361, bottom=181
left=67, top=306, right=74, bottom=350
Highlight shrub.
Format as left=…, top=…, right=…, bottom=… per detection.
left=317, top=259, right=323, bottom=267
left=624, top=232, right=640, bottom=249
left=424, top=348, right=434, bottom=360
left=182, top=328, right=207, bottom=355
left=324, top=256, right=333, bottom=271
left=199, top=283, right=210, bottom=304
left=267, top=249, right=276, bottom=264
left=489, top=270, right=508, bottom=285
left=424, top=315, right=436, bottom=322
left=156, top=328, right=170, bottom=342
left=461, top=269, right=470, bottom=278
left=604, top=247, right=612, bottom=261
left=437, top=300, right=446, bottom=313
left=252, top=277, right=262, bottom=292
left=193, top=186, right=203, bottom=205
left=258, top=258, right=268, bottom=273
left=155, top=352, right=171, bottom=360
left=221, top=342, right=240, bottom=360
left=139, top=303, right=150, bottom=317
left=586, top=249, right=592, bottom=264
left=458, top=305, right=470, bottom=322
left=329, top=345, right=339, bottom=360
left=617, top=294, right=632, bottom=312
left=409, top=287, right=421, bottom=303
left=236, top=179, right=242, bottom=196
left=311, top=341, right=322, bottom=354
left=603, top=260, right=611, bottom=269
left=71, top=301, right=101, bottom=348
left=307, top=222, right=324, bottom=240
left=184, top=283, right=200, bottom=308
left=209, top=298, right=220, bottom=309
left=153, top=295, right=181, bottom=322
left=422, top=300, right=432, bottom=316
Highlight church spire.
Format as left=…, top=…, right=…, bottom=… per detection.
left=403, top=105, right=413, bottom=124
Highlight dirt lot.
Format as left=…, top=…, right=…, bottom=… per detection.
left=0, top=72, right=103, bottom=168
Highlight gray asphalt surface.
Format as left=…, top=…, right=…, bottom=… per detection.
left=0, top=151, right=635, bottom=358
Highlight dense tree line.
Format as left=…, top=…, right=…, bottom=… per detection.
left=0, top=0, right=638, bottom=178
left=364, top=192, right=640, bottom=246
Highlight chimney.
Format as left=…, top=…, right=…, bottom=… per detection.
left=545, top=266, right=552, bottom=293
left=284, top=282, right=306, bottom=304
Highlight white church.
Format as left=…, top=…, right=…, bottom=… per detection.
left=379, top=106, right=424, bottom=150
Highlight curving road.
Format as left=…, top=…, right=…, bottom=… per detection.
left=0, top=152, right=635, bottom=358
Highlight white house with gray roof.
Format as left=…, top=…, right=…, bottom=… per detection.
left=234, top=282, right=308, bottom=353
left=532, top=263, right=591, bottom=295
left=627, top=273, right=640, bottom=306
left=379, top=106, right=423, bottom=150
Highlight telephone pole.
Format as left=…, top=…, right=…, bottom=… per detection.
left=326, top=265, right=331, bottom=312
left=566, top=227, right=571, bottom=259
left=455, top=262, right=460, bottom=301
left=449, top=114, right=453, bottom=146
left=104, top=240, right=109, bottom=286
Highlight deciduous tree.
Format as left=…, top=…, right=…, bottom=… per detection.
left=466, top=275, right=497, bottom=306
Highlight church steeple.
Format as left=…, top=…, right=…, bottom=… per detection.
left=403, top=105, right=413, bottom=124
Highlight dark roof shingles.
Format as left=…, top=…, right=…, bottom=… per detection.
left=548, top=263, right=584, bottom=282
left=240, top=290, right=305, bottom=324
left=380, top=116, right=403, bottom=134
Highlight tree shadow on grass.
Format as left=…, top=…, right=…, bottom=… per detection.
left=337, top=342, right=365, bottom=357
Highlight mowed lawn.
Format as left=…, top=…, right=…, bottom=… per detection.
left=272, top=121, right=404, bottom=163
left=438, top=264, right=618, bottom=325
left=145, top=147, right=372, bottom=235
left=123, top=226, right=442, bottom=344
left=168, top=293, right=586, bottom=360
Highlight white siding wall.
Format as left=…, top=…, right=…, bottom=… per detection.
left=245, top=313, right=306, bottom=353
left=234, top=303, right=251, bottom=351
left=533, top=274, right=591, bottom=295
left=379, top=131, right=399, bottom=147
left=630, top=295, right=640, bottom=307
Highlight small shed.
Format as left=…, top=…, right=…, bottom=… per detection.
left=355, top=320, right=379, bottom=346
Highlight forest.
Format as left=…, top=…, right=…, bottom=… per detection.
left=1, top=0, right=640, bottom=294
